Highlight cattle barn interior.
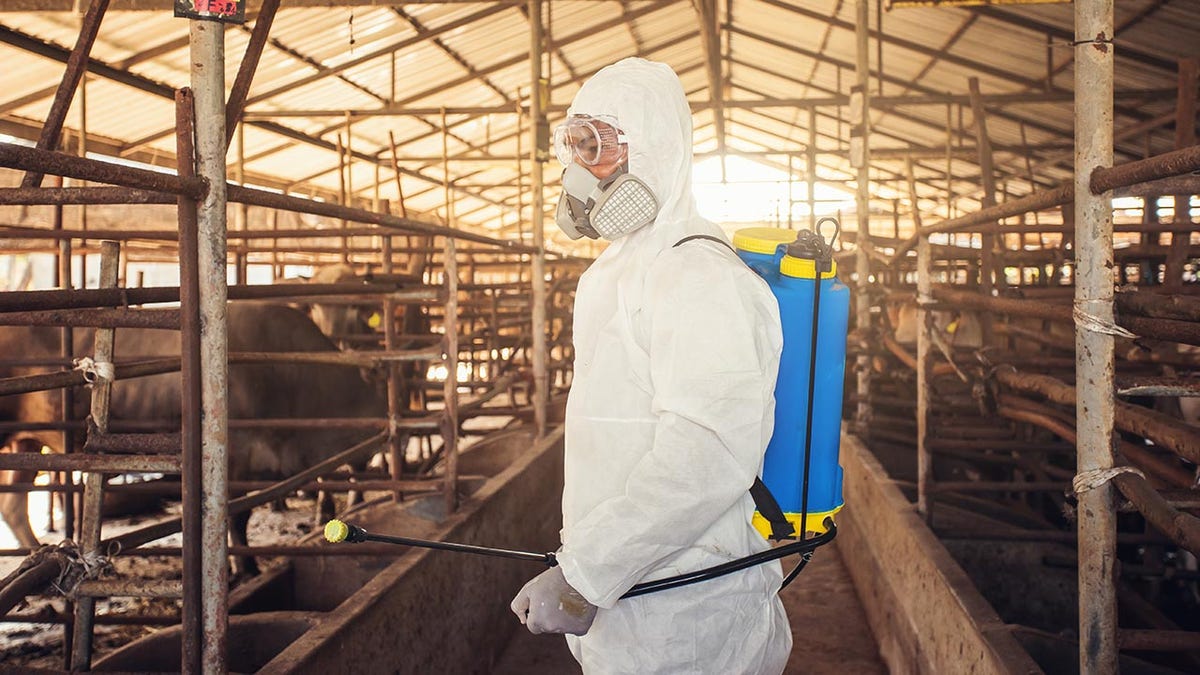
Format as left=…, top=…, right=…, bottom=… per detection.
left=0, top=0, right=1198, bottom=672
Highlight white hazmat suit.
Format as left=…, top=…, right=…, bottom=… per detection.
left=552, top=58, right=792, bottom=674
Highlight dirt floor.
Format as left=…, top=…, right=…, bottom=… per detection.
left=2, top=510, right=885, bottom=673
left=0, top=496, right=319, bottom=669
left=493, top=540, right=885, bottom=674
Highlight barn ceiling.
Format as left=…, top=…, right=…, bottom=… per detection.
left=0, top=0, right=1197, bottom=251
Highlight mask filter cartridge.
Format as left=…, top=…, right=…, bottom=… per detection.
left=554, top=163, right=660, bottom=241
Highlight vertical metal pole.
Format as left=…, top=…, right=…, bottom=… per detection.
left=529, top=0, right=549, bottom=437
left=442, top=238, right=460, bottom=514
left=1165, top=58, right=1198, bottom=287
left=383, top=235, right=404, bottom=502
left=442, top=110, right=460, bottom=515
left=807, top=107, right=817, bottom=230
left=69, top=239, right=118, bottom=671
left=345, top=111, right=354, bottom=263
left=53, top=175, right=76, bottom=668
left=515, top=99, right=526, bottom=258
left=387, top=131, right=408, bottom=219
left=235, top=122, right=248, bottom=286
left=787, top=154, right=794, bottom=229
left=908, top=156, right=933, bottom=522
left=337, top=133, right=349, bottom=264
left=53, top=175, right=76, bottom=543
left=79, top=73, right=89, bottom=236
left=1074, top=0, right=1117, bottom=672
left=853, top=0, right=871, bottom=432
left=968, top=77, right=998, bottom=298
left=176, top=86, right=202, bottom=675
left=190, top=19, right=229, bottom=675
left=940, top=105, right=950, bottom=222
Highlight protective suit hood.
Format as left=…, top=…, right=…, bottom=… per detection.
left=566, top=58, right=713, bottom=252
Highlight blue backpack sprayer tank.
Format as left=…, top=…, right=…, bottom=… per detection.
left=323, top=220, right=848, bottom=594
left=731, top=220, right=850, bottom=543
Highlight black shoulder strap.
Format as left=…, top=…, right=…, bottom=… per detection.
left=751, top=477, right=796, bottom=541
left=674, top=235, right=796, bottom=541
left=673, top=234, right=734, bottom=252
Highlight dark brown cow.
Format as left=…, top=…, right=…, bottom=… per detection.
left=0, top=303, right=387, bottom=573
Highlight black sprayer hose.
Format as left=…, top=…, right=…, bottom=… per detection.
left=621, top=523, right=836, bottom=598
left=324, top=518, right=835, bottom=598
left=797, top=253, right=823, bottom=550
left=323, top=519, right=559, bottom=566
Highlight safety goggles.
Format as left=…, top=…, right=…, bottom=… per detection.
left=552, top=114, right=627, bottom=166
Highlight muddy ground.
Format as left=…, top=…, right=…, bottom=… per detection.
left=0, top=496, right=322, bottom=669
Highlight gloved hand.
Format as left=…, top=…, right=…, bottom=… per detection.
left=510, top=566, right=598, bottom=635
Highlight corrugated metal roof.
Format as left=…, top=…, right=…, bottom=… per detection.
left=0, top=0, right=1197, bottom=246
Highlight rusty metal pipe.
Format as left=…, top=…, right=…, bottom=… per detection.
left=1118, top=629, right=1200, bottom=652
left=224, top=0, right=280, bottom=149
left=0, top=282, right=435, bottom=312
left=0, top=142, right=207, bottom=199
left=71, top=240, right=119, bottom=669
left=20, top=0, right=111, bottom=188
left=995, top=369, right=1200, bottom=465
left=0, top=308, right=180, bottom=329
left=1091, top=145, right=1200, bottom=194
left=0, top=453, right=180, bottom=473
left=0, top=187, right=175, bottom=205
left=890, top=184, right=1074, bottom=263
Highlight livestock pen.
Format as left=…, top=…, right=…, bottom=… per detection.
left=1, top=0, right=1200, bottom=673
left=0, top=105, right=581, bottom=666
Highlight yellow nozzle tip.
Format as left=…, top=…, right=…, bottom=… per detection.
left=324, top=519, right=349, bottom=543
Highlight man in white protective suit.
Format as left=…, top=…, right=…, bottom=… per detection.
left=508, top=57, right=792, bottom=674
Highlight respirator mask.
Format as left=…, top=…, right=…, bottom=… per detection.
left=552, top=114, right=659, bottom=241
left=554, top=163, right=659, bottom=241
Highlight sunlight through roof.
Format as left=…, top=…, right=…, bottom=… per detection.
left=691, top=155, right=854, bottom=228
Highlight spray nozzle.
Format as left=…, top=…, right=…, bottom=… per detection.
left=786, top=218, right=839, bottom=270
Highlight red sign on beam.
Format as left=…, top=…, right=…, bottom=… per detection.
left=174, top=0, right=245, bottom=24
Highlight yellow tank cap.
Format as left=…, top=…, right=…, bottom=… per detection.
left=732, top=227, right=798, bottom=255
left=752, top=505, right=843, bottom=540
left=780, top=255, right=837, bottom=280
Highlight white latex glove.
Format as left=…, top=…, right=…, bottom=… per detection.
left=510, top=566, right=598, bottom=636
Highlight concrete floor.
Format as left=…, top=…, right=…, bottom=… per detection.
left=493, top=540, right=885, bottom=674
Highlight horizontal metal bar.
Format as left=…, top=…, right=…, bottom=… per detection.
left=85, top=430, right=180, bottom=455
left=1118, top=629, right=1200, bottom=652
left=0, top=610, right=178, bottom=626
left=228, top=184, right=535, bottom=252
left=1091, top=145, right=1200, bottom=194
left=0, top=453, right=180, bottom=473
left=1116, top=377, right=1200, bottom=397
left=0, top=307, right=180, bottom=329
left=0, top=282, right=434, bottom=312
left=0, top=142, right=206, bottom=199
left=0, top=186, right=175, bottom=205
left=73, top=579, right=182, bottom=598
left=0, top=478, right=451, bottom=494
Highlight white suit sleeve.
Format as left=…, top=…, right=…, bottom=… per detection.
left=556, top=247, right=782, bottom=607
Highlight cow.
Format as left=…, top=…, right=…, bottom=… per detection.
left=889, top=301, right=984, bottom=350
left=0, top=303, right=387, bottom=575
left=303, top=264, right=382, bottom=347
